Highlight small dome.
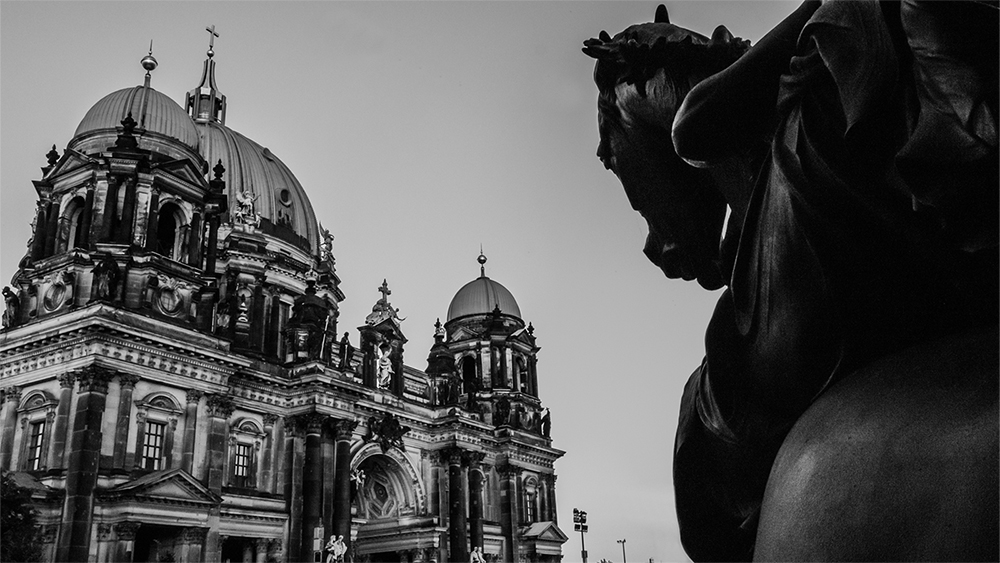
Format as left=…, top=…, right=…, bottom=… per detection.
left=447, top=275, right=521, bottom=322
left=73, top=86, right=200, bottom=150
left=196, top=121, right=319, bottom=253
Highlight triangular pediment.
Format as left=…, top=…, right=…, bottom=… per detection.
left=108, top=468, right=221, bottom=504
left=45, top=149, right=97, bottom=181
left=153, top=158, right=209, bottom=186
left=448, top=325, right=480, bottom=343
left=521, top=521, right=568, bottom=543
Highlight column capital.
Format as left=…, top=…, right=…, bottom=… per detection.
left=262, top=413, right=278, bottom=427
left=205, top=393, right=235, bottom=418
left=442, top=445, right=466, bottom=466
left=2, top=386, right=21, bottom=405
left=57, top=372, right=76, bottom=389
left=180, top=527, right=207, bottom=544
left=97, top=523, right=113, bottom=541
left=333, top=418, right=358, bottom=440
left=496, top=462, right=522, bottom=479
left=464, top=450, right=486, bottom=469
left=186, top=389, right=203, bottom=404
left=118, top=373, right=140, bottom=390
left=303, top=412, right=327, bottom=435
left=115, top=521, right=142, bottom=541
left=76, top=365, right=114, bottom=394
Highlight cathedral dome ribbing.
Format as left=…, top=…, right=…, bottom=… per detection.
left=446, top=255, right=521, bottom=321
left=72, top=86, right=200, bottom=151
left=196, top=121, right=320, bottom=253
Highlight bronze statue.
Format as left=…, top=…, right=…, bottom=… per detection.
left=585, top=1, right=997, bottom=560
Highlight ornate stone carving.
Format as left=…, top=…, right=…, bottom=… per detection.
left=75, top=365, right=114, bottom=394
left=57, top=372, right=76, bottom=389
left=3, top=386, right=22, bottom=405
left=262, top=413, right=278, bottom=427
left=333, top=418, right=358, bottom=440
left=464, top=450, right=486, bottom=469
left=363, top=412, right=410, bottom=453
left=115, top=521, right=141, bottom=541
left=496, top=462, right=522, bottom=479
left=186, top=389, right=203, bottom=404
left=180, top=527, right=207, bottom=543
left=117, top=373, right=140, bottom=390
left=205, top=393, right=235, bottom=418
left=97, top=523, right=113, bottom=541
left=443, top=446, right=465, bottom=466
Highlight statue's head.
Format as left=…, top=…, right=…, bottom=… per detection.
left=584, top=5, right=748, bottom=290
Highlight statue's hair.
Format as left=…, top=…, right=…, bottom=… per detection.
left=584, top=28, right=750, bottom=102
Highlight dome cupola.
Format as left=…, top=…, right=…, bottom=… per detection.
left=446, top=253, right=521, bottom=322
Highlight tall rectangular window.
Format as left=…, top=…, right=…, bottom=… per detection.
left=142, top=421, right=166, bottom=470
left=26, top=421, right=45, bottom=471
left=233, top=442, right=252, bottom=487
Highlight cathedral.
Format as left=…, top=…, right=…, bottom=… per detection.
left=0, top=32, right=565, bottom=563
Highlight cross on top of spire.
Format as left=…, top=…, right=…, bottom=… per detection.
left=377, top=279, right=391, bottom=303
left=206, top=24, right=219, bottom=57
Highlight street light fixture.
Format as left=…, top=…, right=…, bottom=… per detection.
left=617, top=538, right=627, bottom=563
left=573, top=508, right=589, bottom=563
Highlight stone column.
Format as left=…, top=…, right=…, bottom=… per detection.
left=111, top=373, right=139, bottom=469
left=547, top=474, right=558, bottom=523
left=95, top=522, right=113, bottom=563
left=188, top=212, right=202, bottom=267
left=445, top=446, right=468, bottom=563
left=57, top=366, right=113, bottom=563
left=81, top=183, right=95, bottom=250
left=332, top=419, right=358, bottom=552
left=30, top=200, right=48, bottom=261
left=144, top=187, right=160, bottom=252
left=116, top=178, right=137, bottom=245
left=253, top=538, right=268, bottom=563
left=302, top=413, right=327, bottom=559
left=322, top=422, right=336, bottom=536
left=181, top=389, right=202, bottom=474
left=498, top=463, right=521, bottom=563
left=180, top=527, right=207, bottom=563
left=204, top=393, right=234, bottom=493
left=47, top=373, right=76, bottom=471
left=285, top=417, right=306, bottom=563
left=204, top=214, right=220, bottom=276
left=261, top=414, right=277, bottom=493
left=0, top=386, right=22, bottom=470
left=44, top=199, right=59, bottom=257
left=131, top=410, right=147, bottom=470
left=115, top=521, right=141, bottom=563
left=466, top=452, right=485, bottom=551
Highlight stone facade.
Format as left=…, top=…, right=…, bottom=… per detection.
left=0, top=37, right=564, bottom=563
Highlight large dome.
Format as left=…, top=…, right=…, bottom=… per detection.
left=196, top=121, right=320, bottom=254
left=72, top=86, right=200, bottom=150
left=447, top=274, right=521, bottom=321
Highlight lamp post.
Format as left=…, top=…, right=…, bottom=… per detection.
left=573, top=508, right=589, bottom=563
left=617, top=538, right=627, bottom=563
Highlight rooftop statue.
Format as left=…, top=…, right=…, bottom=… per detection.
left=585, top=1, right=998, bottom=560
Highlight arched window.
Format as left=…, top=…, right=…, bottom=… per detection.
left=462, top=356, right=477, bottom=394
left=133, top=393, right=183, bottom=472
left=227, top=419, right=263, bottom=489
left=56, top=196, right=86, bottom=253
left=156, top=202, right=183, bottom=259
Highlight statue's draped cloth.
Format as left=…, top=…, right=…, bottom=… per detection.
left=673, top=2, right=998, bottom=560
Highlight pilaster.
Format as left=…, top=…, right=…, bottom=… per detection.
left=57, top=365, right=113, bottom=563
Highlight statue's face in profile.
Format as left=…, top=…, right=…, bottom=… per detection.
left=596, top=64, right=726, bottom=290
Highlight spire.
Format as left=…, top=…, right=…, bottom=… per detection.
left=478, top=246, right=488, bottom=278
left=186, top=24, right=227, bottom=124
left=137, top=41, right=158, bottom=129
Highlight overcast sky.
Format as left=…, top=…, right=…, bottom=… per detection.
left=1, top=2, right=795, bottom=561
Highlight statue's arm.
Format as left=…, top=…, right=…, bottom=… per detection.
left=672, top=0, right=820, bottom=167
